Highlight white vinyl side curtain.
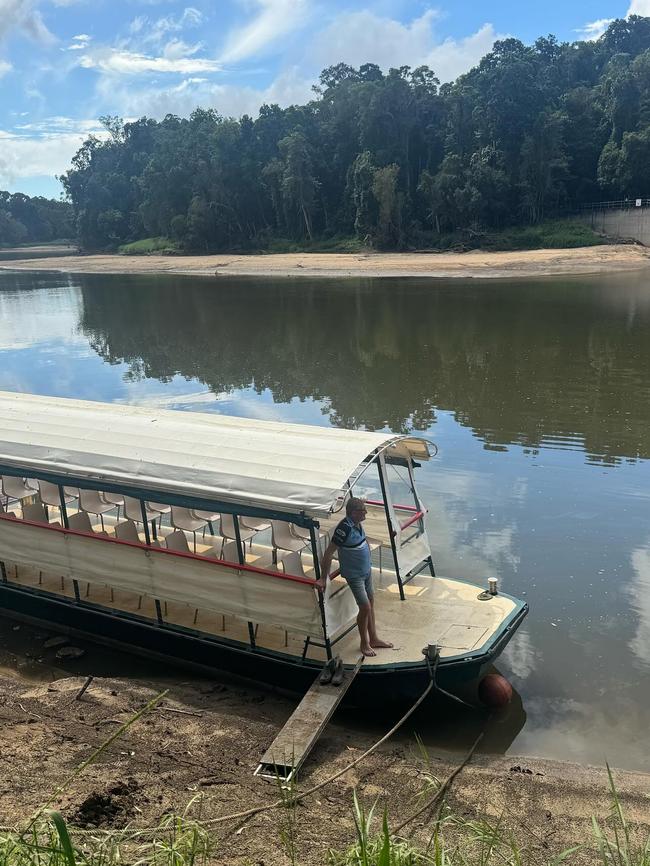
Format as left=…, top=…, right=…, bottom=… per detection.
left=0, top=519, right=330, bottom=639
left=0, top=392, right=430, bottom=518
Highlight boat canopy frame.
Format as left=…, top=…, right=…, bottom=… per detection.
left=0, top=393, right=437, bottom=659
left=0, top=391, right=432, bottom=523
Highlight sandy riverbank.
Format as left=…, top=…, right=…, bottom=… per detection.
left=1, top=629, right=648, bottom=866
left=2, top=243, right=649, bottom=279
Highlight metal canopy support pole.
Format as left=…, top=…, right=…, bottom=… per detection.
left=377, top=454, right=404, bottom=601
left=406, top=461, right=435, bottom=577
left=58, top=485, right=81, bottom=600
left=140, top=500, right=151, bottom=545
left=57, top=486, right=70, bottom=529
left=233, top=515, right=256, bottom=650
left=0, top=561, right=7, bottom=583
left=310, top=524, right=332, bottom=661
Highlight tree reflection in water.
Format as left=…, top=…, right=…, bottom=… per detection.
left=78, top=272, right=650, bottom=464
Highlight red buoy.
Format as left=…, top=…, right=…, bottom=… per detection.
left=478, top=673, right=513, bottom=708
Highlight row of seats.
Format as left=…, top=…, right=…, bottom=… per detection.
left=15, top=500, right=310, bottom=582
left=1, top=475, right=329, bottom=573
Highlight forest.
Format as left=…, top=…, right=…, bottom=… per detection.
left=0, top=192, right=73, bottom=246
left=57, top=15, right=650, bottom=252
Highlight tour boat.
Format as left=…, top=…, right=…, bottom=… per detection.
left=0, top=391, right=527, bottom=705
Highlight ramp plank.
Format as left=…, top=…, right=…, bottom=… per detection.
left=255, top=656, right=364, bottom=782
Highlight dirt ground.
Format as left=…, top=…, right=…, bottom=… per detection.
left=2, top=244, right=649, bottom=280
left=1, top=620, right=649, bottom=866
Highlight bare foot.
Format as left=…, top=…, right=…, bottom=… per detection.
left=360, top=644, right=377, bottom=657
left=370, top=638, right=394, bottom=649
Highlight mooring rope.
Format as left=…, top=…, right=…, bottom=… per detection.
left=0, top=655, right=482, bottom=841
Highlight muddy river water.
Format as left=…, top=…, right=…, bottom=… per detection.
left=1, top=267, right=649, bottom=770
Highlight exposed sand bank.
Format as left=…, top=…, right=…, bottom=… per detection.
left=0, top=610, right=647, bottom=866
left=2, top=243, right=649, bottom=279
left=2, top=668, right=648, bottom=866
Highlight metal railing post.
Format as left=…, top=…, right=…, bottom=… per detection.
left=310, top=525, right=332, bottom=660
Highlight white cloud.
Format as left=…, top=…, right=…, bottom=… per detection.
left=628, top=544, right=650, bottom=665
left=65, top=33, right=91, bottom=51
left=220, top=0, right=311, bottom=63
left=129, top=6, right=203, bottom=46
left=0, top=59, right=12, bottom=76
left=79, top=48, right=220, bottom=75
left=310, top=11, right=504, bottom=83
left=628, top=0, right=650, bottom=13
left=14, top=116, right=104, bottom=133
left=162, top=38, right=203, bottom=60
left=576, top=18, right=614, bottom=40
left=0, top=121, right=107, bottom=186
left=94, top=65, right=314, bottom=120
left=0, top=0, right=55, bottom=45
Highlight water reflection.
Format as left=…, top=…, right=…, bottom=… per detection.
left=2, top=269, right=650, bottom=769
left=73, top=273, right=650, bottom=463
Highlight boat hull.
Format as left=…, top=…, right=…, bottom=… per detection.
left=0, top=581, right=527, bottom=707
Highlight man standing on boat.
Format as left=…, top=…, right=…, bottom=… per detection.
left=316, top=497, right=393, bottom=657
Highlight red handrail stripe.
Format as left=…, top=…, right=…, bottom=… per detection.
left=0, top=513, right=316, bottom=588
left=365, top=499, right=418, bottom=512
left=400, top=510, right=426, bottom=531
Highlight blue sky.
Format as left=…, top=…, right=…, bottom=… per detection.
left=0, top=0, right=643, bottom=198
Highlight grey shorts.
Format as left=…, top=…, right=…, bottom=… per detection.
left=344, top=571, right=373, bottom=607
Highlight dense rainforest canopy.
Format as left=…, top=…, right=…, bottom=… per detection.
left=0, top=192, right=73, bottom=245
left=60, top=15, right=650, bottom=252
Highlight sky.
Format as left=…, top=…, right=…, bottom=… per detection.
left=0, top=0, right=646, bottom=198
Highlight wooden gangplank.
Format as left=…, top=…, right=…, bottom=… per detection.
left=254, top=656, right=364, bottom=783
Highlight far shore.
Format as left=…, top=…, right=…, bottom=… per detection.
left=2, top=243, right=649, bottom=280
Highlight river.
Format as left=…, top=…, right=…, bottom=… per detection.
left=1, top=267, right=649, bottom=770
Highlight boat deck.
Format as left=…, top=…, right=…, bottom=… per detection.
left=0, top=506, right=517, bottom=667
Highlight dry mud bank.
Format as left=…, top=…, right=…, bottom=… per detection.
left=2, top=244, right=649, bottom=280
left=1, top=666, right=649, bottom=866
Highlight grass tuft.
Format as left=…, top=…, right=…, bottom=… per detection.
left=117, top=237, right=181, bottom=255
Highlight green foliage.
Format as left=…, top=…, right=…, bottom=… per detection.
left=59, top=16, right=650, bottom=252
left=117, top=237, right=181, bottom=255
left=0, top=191, right=73, bottom=246
left=420, top=219, right=606, bottom=252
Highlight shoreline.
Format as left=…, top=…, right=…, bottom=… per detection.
left=2, top=667, right=649, bottom=864
left=2, top=243, right=649, bottom=279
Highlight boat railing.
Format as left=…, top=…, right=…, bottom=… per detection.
left=0, top=510, right=358, bottom=657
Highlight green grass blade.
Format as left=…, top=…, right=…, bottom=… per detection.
left=46, top=810, right=78, bottom=866
left=377, top=808, right=390, bottom=866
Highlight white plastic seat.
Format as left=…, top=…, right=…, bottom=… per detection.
left=100, top=491, right=124, bottom=518
left=67, top=511, right=94, bottom=533
left=219, top=513, right=256, bottom=549
left=271, top=520, right=307, bottom=561
left=220, top=539, right=241, bottom=563
left=170, top=506, right=207, bottom=551
left=115, top=520, right=141, bottom=544
left=2, top=475, right=37, bottom=502
left=290, top=523, right=330, bottom=556
left=38, top=480, right=78, bottom=515
left=78, top=488, right=115, bottom=531
left=149, top=501, right=171, bottom=520
left=240, top=516, right=271, bottom=533
left=22, top=502, right=58, bottom=526
left=125, top=495, right=165, bottom=524
left=281, top=550, right=308, bottom=579
left=165, top=529, right=191, bottom=553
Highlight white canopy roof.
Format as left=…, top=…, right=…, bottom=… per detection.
left=0, top=392, right=431, bottom=517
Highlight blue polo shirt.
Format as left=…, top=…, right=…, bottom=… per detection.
left=333, top=516, right=371, bottom=579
